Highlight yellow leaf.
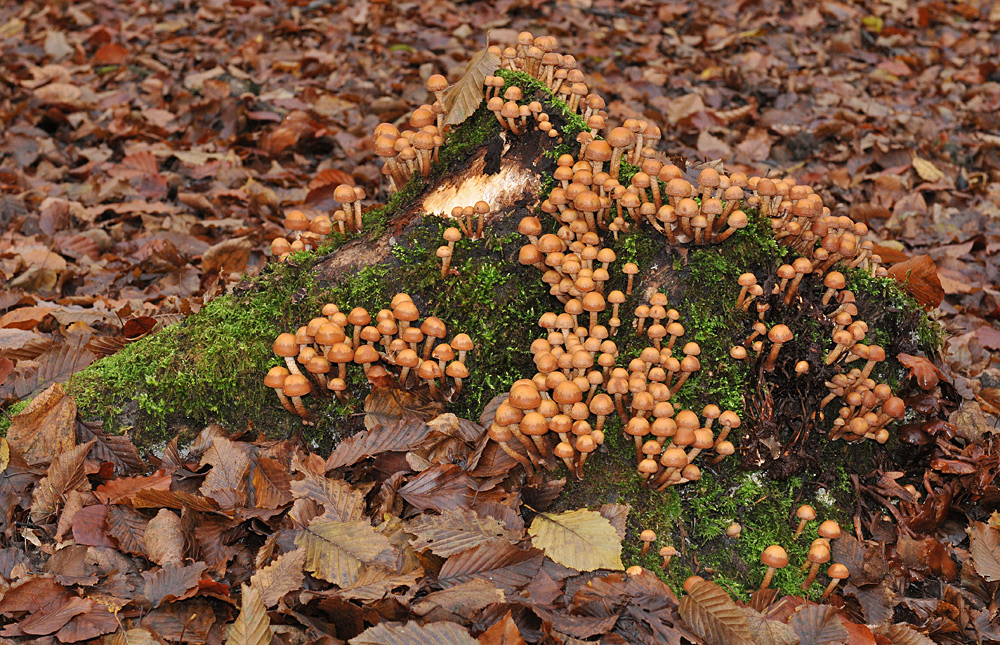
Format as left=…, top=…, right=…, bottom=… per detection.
left=528, top=508, right=623, bottom=572
left=912, top=156, right=945, bottom=183
left=226, top=584, right=271, bottom=645
left=862, top=15, right=883, bottom=33
left=0, top=438, right=9, bottom=475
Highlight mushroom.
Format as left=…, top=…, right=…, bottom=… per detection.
left=623, top=262, right=639, bottom=295
left=817, top=520, right=841, bottom=542
left=801, top=543, right=831, bottom=590
left=821, top=563, right=849, bottom=601
left=660, top=545, right=677, bottom=569
left=763, top=325, right=793, bottom=372
left=445, top=361, right=469, bottom=399
left=282, top=374, right=313, bottom=424
left=683, top=576, right=705, bottom=593
left=793, top=504, right=816, bottom=539
left=726, top=522, right=742, bottom=539
left=437, top=245, right=454, bottom=278
left=607, top=127, right=635, bottom=180
left=759, top=545, right=788, bottom=592
left=265, top=366, right=296, bottom=415
left=638, top=529, right=657, bottom=556
left=451, top=334, right=474, bottom=364
left=821, top=271, right=846, bottom=305
left=273, top=333, right=304, bottom=375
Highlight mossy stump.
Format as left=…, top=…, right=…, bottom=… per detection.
left=62, top=83, right=937, bottom=599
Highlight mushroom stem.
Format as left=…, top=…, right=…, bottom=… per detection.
left=274, top=390, right=296, bottom=415
left=284, top=357, right=303, bottom=376
left=290, top=396, right=312, bottom=425
left=759, top=567, right=777, bottom=592
left=497, top=438, right=534, bottom=472
left=801, top=563, right=821, bottom=590
left=792, top=519, right=809, bottom=540
left=820, top=578, right=842, bottom=602
left=763, top=342, right=784, bottom=372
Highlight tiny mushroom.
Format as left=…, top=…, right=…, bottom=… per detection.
left=759, top=545, right=789, bottom=592
left=640, top=529, right=656, bottom=556
left=793, top=504, right=816, bottom=539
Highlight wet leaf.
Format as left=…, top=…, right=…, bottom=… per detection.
left=887, top=255, right=944, bottom=309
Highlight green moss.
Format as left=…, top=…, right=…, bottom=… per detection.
left=69, top=261, right=327, bottom=447
left=0, top=399, right=30, bottom=436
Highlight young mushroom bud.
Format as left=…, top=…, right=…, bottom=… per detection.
left=726, top=522, right=742, bottom=539
left=759, top=545, right=788, bottom=591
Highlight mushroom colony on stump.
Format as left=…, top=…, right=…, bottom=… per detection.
left=265, top=30, right=916, bottom=479
left=237, top=31, right=940, bottom=600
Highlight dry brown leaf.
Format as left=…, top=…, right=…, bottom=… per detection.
left=968, top=522, right=1000, bottom=582
left=289, top=473, right=367, bottom=524
left=226, top=583, right=272, bottom=645
left=437, top=540, right=543, bottom=594
left=912, top=156, right=945, bottom=183
left=874, top=623, right=936, bottom=644
left=678, top=579, right=753, bottom=645
left=789, top=604, right=849, bottom=645
left=528, top=508, right=623, bottom=572
left=200, top=436, right=250, bottom=509
left=443, top=49, right=500, bottom=128
left=350, top=620, right=478, bottom=645
left=398, top=464, right=475, bottom=513
left=144, top=508, right=185, bottom=566
left=407, top=508, right=517, bottom=557
left=253, top=457, right=293, bottom=509
left=106, top=504, right=149, bottom=556
left=887, top=255, right=944, bottom=309
left=30, top=440, right=94, bottom=523
left=142, top=562, right=206, bottom=608
left=326, top=418, right=432, bottom=470
left=202, top=237, right=252, bottom=274
left=742, top=608, right=798, bottom=645
left=477, top=610, right=526, bottom=645
left=296, top=517, right=395, bottom=587
left=250, top=547, right=305, bottom=608
left=7, top=382, right=76, bottom=466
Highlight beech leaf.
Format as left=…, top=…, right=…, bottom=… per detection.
left=437, top=540, right=543, bottom=593
left=296, top=517, right=395, bottom=587
left=407, top=508, right=517, bottom=557
left=349, top=620, right=478, bottom=645
left=7, top=382, right=76, bottom=467
left=442, top=49, right=501, bottom=128
left=789, top=604, right=849, bottom=645
left=30, top=440, right=94, bottom=523
left=875, top=624, right=936, bottom=645
left=226, top=583, right=272, bottom=645
left=528, top=508, right=623, bottom=572
left=678, top=579, right=754, bottom=645
left=250, top=547, right=305, bottom=607
left=968, top=522, right=1000, bottom=582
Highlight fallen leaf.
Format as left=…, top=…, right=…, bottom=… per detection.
left=7, top=382, right=76, bottom=466
left=678, top=578, right=753, bottom=645
left=296, top=517, right=395, bottom=587
left=250, top=547, right=305, bottom=608
left=145, top=508, right=185, bottom=566
left=528, top=508, right=623, bottom=572
left=443, top=49, right=500, bottom=128
left=226, top=583, right=272, bottom=645
left=887, top=255, right=944, bottom=309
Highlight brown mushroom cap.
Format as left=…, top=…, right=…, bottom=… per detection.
left=282, top=374, right=311, bottom=398
left=817, top=520, right=841, bottom=540
left=796, top=504, right=817, bottom=521
left=273, top=333, right=299, bottom=357
left=265, top=366, right=289, bottom=388
left=827, top=563, right=849, bottom=580
left=824, top=271, right=846, bottom=290
left=427, top=74, right=448, bottom=93
left=769, top=324, right=794, bottom=344
left=760, top=545, right=788, bottom=568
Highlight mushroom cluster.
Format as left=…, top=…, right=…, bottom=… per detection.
left=270, top=208, right=337, bottom=260
left=375, top=106, right=447, bottom=196
left=267, top=294, right=473, bottom=424
left=758, top=516, right=847, bottom=602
